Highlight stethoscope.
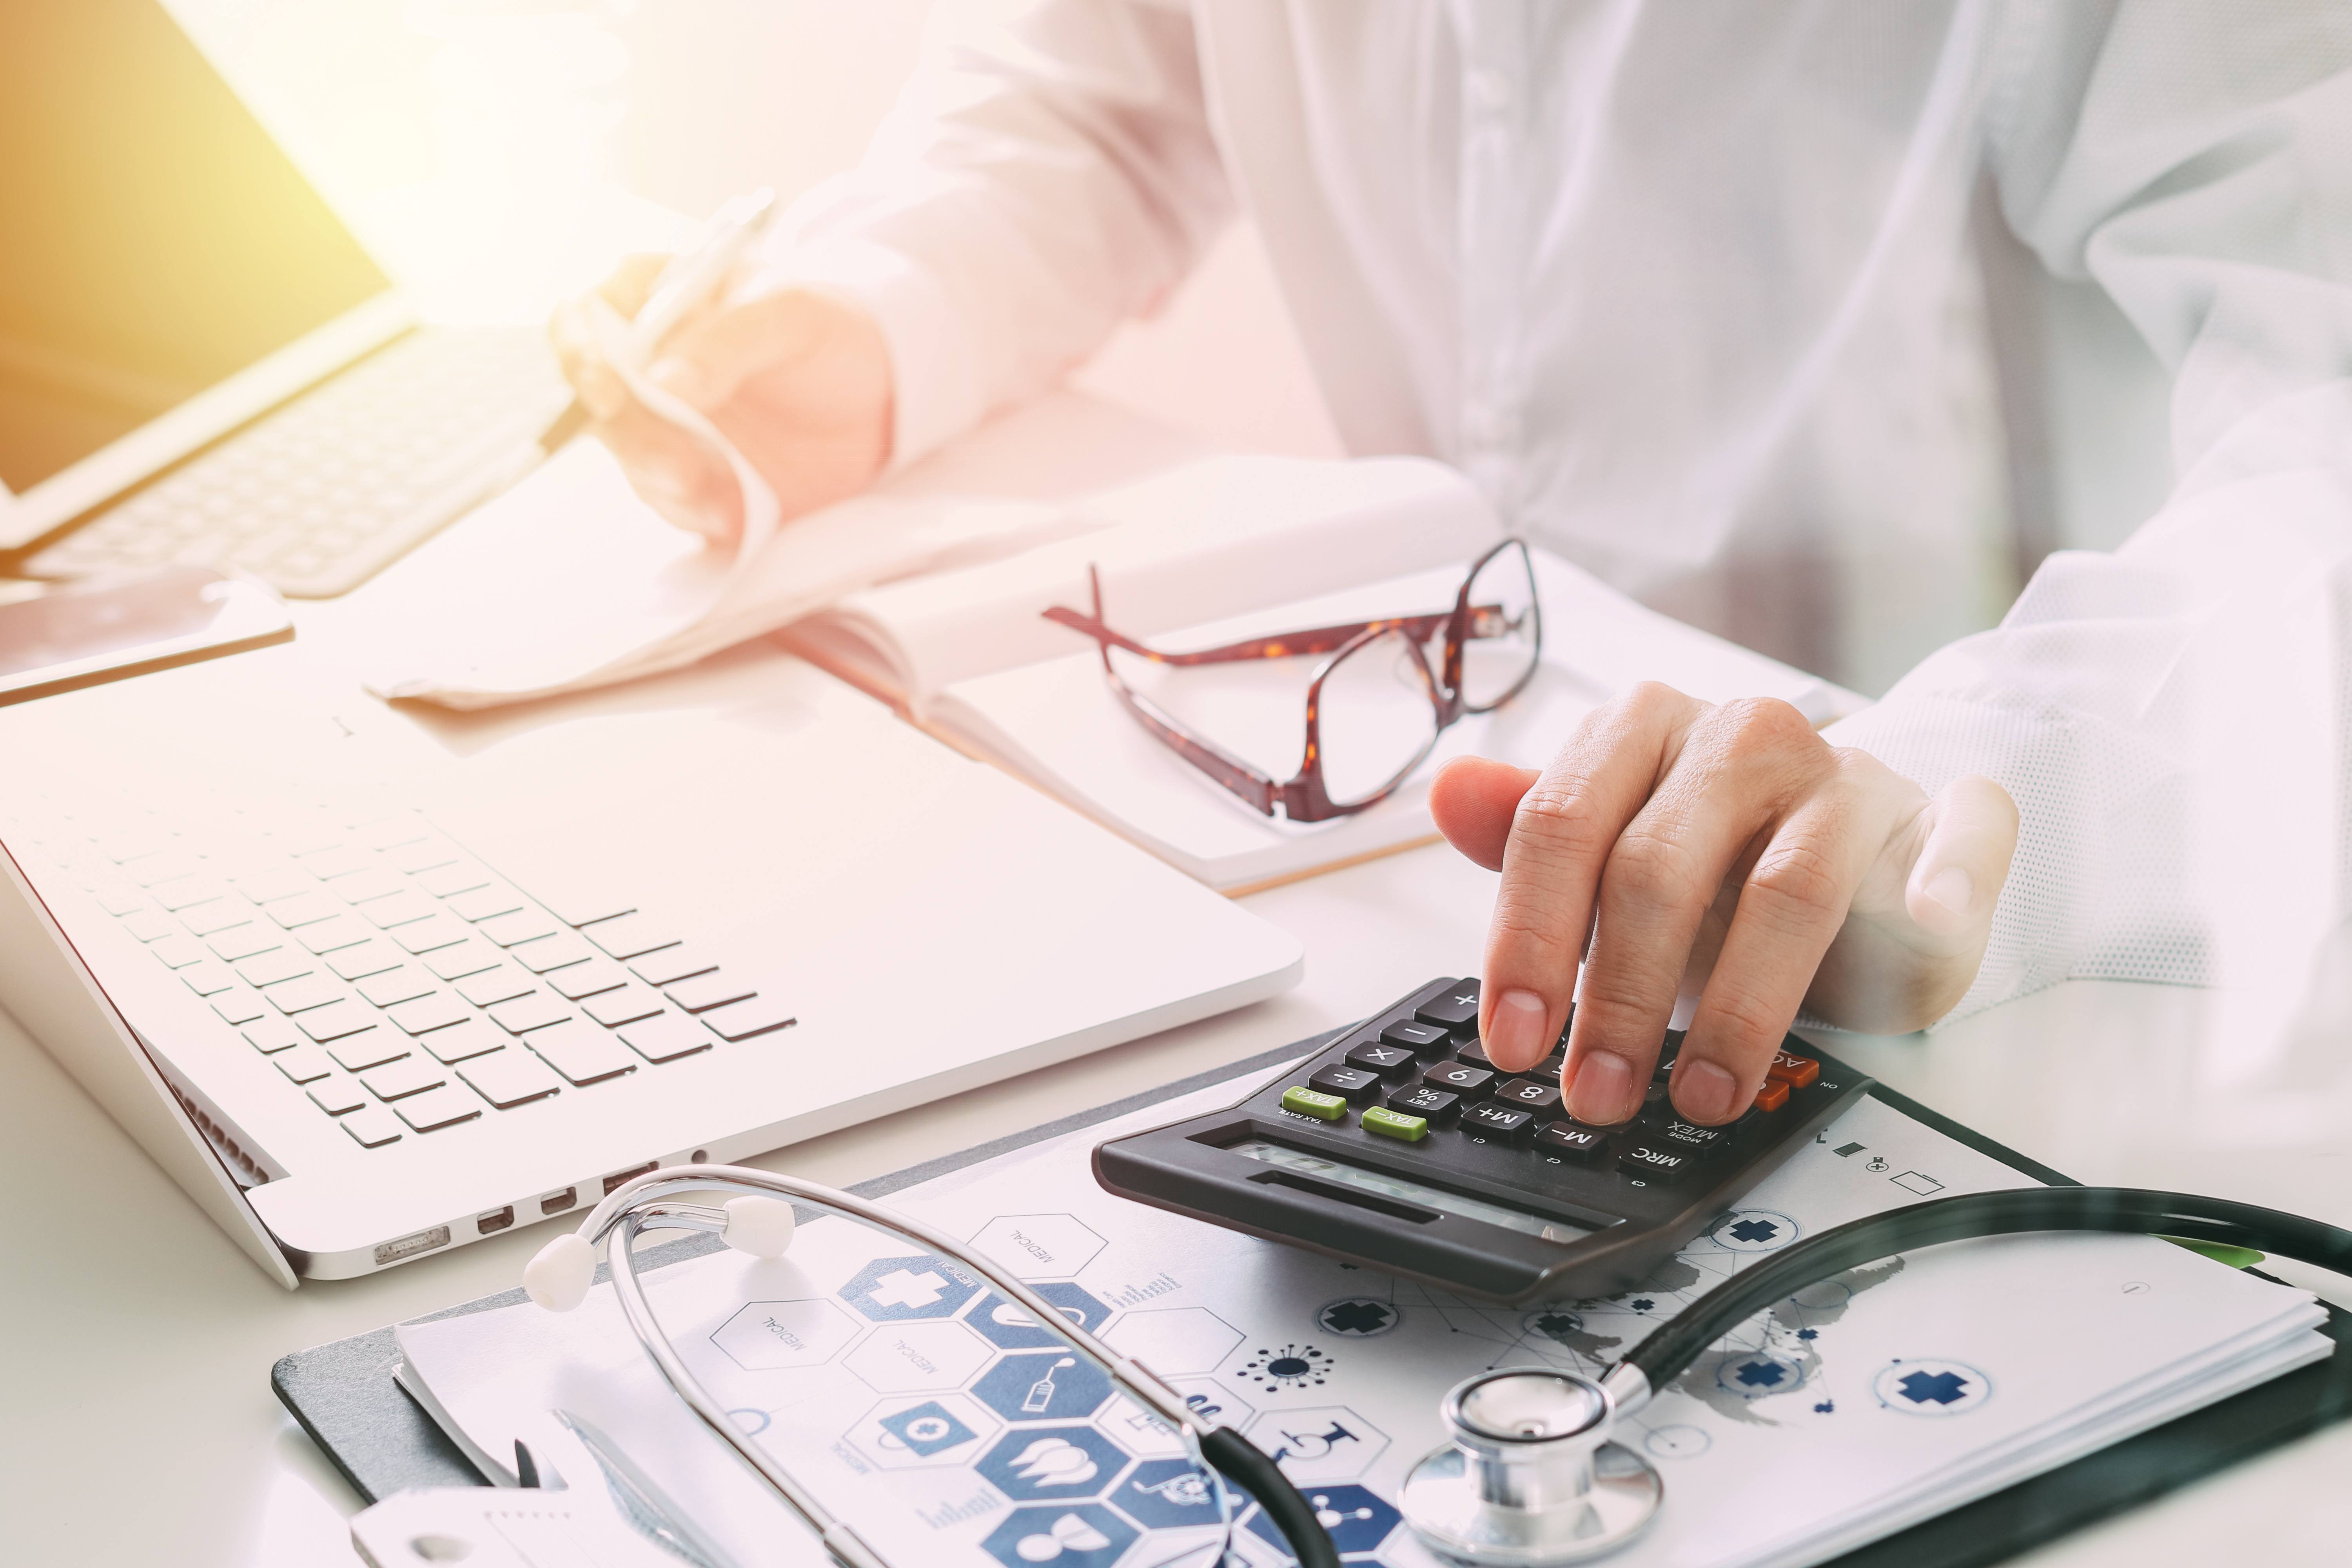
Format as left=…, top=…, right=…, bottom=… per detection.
left=528, top=1168, right=2352, bottom=1568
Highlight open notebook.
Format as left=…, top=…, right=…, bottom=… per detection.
left=779, top=457, right=1860, bottom=890
left=367, top=435, right=1859, bottom=891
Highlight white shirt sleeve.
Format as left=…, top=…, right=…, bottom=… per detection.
left=1826, top=2, right=2352, bottom=1020
left=746, top=0, right=1232, bottom=469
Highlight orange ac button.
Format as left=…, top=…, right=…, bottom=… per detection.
left=1765, top=1051, right=1819, bottom=1089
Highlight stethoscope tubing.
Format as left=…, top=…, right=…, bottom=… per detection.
left=578, top=1165, right=1344, bottom=1568
left=1611, top=1186, right=2352, bottom=1405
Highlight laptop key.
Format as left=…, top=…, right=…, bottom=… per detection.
left=326, top=938, right=405, bottom=980
left=546, top=958, right=629, bottom=1001
left=617, top=1013, right=714, bottom=1063
left=383, top=836, right=463, bottom=875
left=148, top=873, right=229, bottom=910
left=267, top=975, right=345, bottom=1013
left=445, top=883, right=527, bottom=923
left=300, top=844, right=375, bottom=880
left=544, top=892, right=633, bottom=928
left=388, top=993, right=470, bottom=1035
left=210, top=988, right=269, bottom=1026
left=179, top=900, right=258, bottom=937
left=325, top=1031, right=409, bottom=1072
left=178, top=961, right=238, bottom=997
left=273, top=1044, right=335, bottom=1085
left=340, top=1107, right=404, bottom=1149
left=488, top=994, right=573, bottom=1035
left=358, top=967, right=438, bottom=1007
left=528, top=1020, right=639, bottom=1085
left=699, top=997, right=795, bottom=1043
left=236, top=948, right=314, bottom=987
left=362, top=1056, right=447, bottom=1102
left=307, top=1078, right=368, bottom=1116
left=665, top=972, right=755, bottom=1014
left=424, top=939, right=502, bottom=981
left=479, top=908, right=561, bottom=949
left=121, top=907, right=176, bottom=942
left=296, top=1001, right=379, bottom=1044
left=328, top=866, right=405, bottom=905
left=150, top=934, right=206, bottom=969
left=394, top=1083, right=484, bottom=1133
left=237, top=867, right=314, bottom=904
left=210, top=925, right=285, bottom=963
left=269, top=891, right=342, bottom=929
left=582, top=912, right=679, bottom=961
left=419, top=1018, right=504, bottom=1064
left=456, top=967, right=536, bottom=1008
left=628, top=946, right=717, bottom=988
left=583, top=983, right=664, bottom=1028
left=363, top=890, right=438, bottom=929
left=391, top=914, right=469, bottom=955
left=295, top=915, right=373, bottom=954
left=415, top=859, right=494, bottom=898
left=243, top=1020, right=303, bottom=1054
left=513, top=932, right=593, bottom=973
left=458, top=1048, right=564, bottom=1108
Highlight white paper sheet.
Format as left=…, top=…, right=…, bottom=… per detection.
left=399, top=1073, right=2327, bottom=1568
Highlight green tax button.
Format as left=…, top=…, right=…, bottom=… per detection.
left=1361, top=1106, right=1429, bottom=1142
left=1279, top=1085, right=1350, bottom=1122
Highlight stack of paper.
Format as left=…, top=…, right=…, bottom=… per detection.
left=396, top=1070, right=2328, bottom=1568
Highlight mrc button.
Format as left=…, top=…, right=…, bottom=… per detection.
left=1618, top=1143, right=1697, bottom=1183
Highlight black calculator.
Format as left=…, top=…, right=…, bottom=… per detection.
left=1094, top=976, right=1871, bottom=1303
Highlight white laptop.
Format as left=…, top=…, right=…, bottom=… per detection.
left=0, top=642, right=1303, bottom=1286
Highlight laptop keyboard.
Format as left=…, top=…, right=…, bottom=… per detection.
left=13, top=799, right=792, bottom=1157
left=23, top=327, right=570, bottom=599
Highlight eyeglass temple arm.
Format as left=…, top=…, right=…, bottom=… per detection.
left=1042, top=563, right=1513, bottom=667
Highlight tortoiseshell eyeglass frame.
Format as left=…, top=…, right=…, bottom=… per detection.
left=1041, top=537, right=1543, bottom=823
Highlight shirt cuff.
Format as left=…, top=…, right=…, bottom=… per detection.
left=739, top=237, right=988, bottom=473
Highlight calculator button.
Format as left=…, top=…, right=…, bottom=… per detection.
left=1619, top=1143, right=1698, bottom=1182
left=1415, top=981, right=1481, bottom=1031
left=1655, top=1119, right=1730, bottom=1157
left=1307, top=1064, right=1383, bottom=1106
left=1462, top=1103, right=1536, bottom=1144
left=1381, top=1019, right=1452, bottom=1056
left=1345, top=1042, right=1419, bottom=1080
left=1657, top=1030, right=1685, bottom=1068
left=1765, top=1051, right=1820, bottom=1088
left=1534, top=1120, right=1613, bottom=1162
left=1362, top=1107, right=1430, bottom=1142
left=1494, top=1078, right=1562, bottom=1115
left=1753, top=1078, right=1791, bottom=1113
left=1280, top=1085, right=1350, bottom=1122
left=1422, top=1061, right=1494, bottom=1099
left=1387, top=1084, right=1463, bottom=1127
left=1454, top=1040, right=1498, bottom=1070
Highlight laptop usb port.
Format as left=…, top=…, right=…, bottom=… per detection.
left=540, top=1188, right=577, bottom=1216
left=603, top=1161, right=658, bottom=1196
left=477, top=1206, right=515, bottom=1236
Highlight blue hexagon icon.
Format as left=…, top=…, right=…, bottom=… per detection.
left=980, top=1503, right=1137, bottom=1568
left=973, top=1349, right=1115, bottom=1423
left=838, top=1254, right=984, bottom=1322
left=1244, top=1483, right=1402, bottom=1559
left=976, top=1425, right=1133, bottom=1503
left=967, top=1283, right=1112, bottom=1349
left=1106, top=1457, right=1224, bottom=1530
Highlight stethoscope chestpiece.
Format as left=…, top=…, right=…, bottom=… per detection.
left=1399, top=1368, right=1661, bottom=1567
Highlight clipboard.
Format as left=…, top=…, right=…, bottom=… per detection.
left=273, top=1027, right=2352, bottom=1568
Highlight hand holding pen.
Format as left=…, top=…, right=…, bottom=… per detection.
left=545, top=188, right=897, bottom=548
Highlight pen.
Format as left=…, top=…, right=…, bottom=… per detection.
left=539, top=186, right=780, bottom=452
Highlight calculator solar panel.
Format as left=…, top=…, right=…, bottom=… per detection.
left=1093, top=977, right=1871, bottom=1303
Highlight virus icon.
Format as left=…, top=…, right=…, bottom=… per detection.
left=1233, top=1342, right=1334, bottom=1390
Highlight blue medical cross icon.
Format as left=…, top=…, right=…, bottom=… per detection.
left=1896, top=1370, right=1971, bottom=1406
left=1727, top=1218, right=1781, bottom=1244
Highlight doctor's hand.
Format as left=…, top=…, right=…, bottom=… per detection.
left=1428, top=684, right=2018, bottom=1128
left=548, top=254, right=894, bottom=547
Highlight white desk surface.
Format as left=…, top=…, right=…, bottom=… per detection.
left=8, top=409, right=2352, bottom=1563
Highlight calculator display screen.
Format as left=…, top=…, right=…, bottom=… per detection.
left=1229, top=1140, right=1595, bottom=1244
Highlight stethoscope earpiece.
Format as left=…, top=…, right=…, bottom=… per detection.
left=1399, top=1368, right=1661, bottom=1566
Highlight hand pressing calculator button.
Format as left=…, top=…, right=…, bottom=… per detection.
left=1097, top=976, right=1871, bottom=1304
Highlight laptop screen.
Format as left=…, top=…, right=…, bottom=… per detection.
left=0, top=1, right=393, bottom=511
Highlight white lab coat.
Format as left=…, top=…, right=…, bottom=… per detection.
left=758, top=1, right=2352, bottom=1027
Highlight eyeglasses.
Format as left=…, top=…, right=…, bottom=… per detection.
left=1043, top=538, right=1542, bottom=823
